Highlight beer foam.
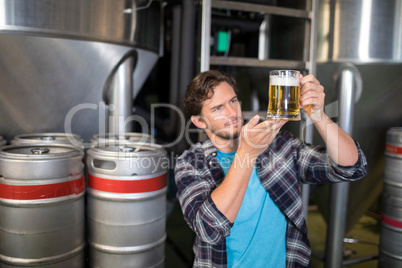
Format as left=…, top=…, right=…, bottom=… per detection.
left=270, top=75, right=299, bottom=86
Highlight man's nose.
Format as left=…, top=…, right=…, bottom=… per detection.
left=225, top=104, right=237, bottom=117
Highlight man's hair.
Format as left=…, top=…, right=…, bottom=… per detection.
left=183, top=70, right=238, bottom=117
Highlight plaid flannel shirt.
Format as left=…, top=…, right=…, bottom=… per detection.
left=174, top=130, right=368, bottom=268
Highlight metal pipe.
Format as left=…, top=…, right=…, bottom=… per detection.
left=301, top=116, right=313, bottom=219
left=258, top=14, right=270, bottom=61
left=178, top=0, right=195, bottom=108
left=325, top=65, right=358, bottom=268
left=200, top=0, right=211, bottom=72
left=338, top=69, right=355, bottom=134
left=308, top=0, right=319, bottom=75
left=165, top=5, right=182, bottom=136
left=104, top=55, right=136, bottom=134
left=301, top=0, right=319, bottom=220
left=170, top=5, right=181, bottom=106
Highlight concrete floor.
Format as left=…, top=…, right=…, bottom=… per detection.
left=164, top=200, right=381, bottom=268
left=165, top=199, right=194, bottom=268
left=308, top=209, right=379, bottom=268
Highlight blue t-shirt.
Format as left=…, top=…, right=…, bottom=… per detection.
left=216, top=150, right=287, bottom=267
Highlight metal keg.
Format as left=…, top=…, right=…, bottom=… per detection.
left=86, top=143, right=168, bottom=268
left=12, top=132, right=83, bottom=148
left=379, top=127, right=402, bottom=267
left=0, top=144, right=85, bottom=267
left=90, top=132, right=154, bottom=148
left=0, top=136, right=6, bottom=147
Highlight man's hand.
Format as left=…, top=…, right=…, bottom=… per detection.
left=238, top=115, right=287, bottom=161
left=300, top=74, right=359, bottom=166
left=300, top=74, right=325, bottom=122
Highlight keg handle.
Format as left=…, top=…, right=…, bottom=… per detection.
left=92, top=159, right=117, bottom=170
left=119, top=146, right=135, bottom=152
left=31, top=148, right=50, bottom=155
left=119, top=146, right=141, bottom=152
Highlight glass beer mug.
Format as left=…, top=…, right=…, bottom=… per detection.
left=266, top=70, right=301, bottom=121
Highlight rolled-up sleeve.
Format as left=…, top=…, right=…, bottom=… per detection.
left=297, top=138, right=368, bottom=184
left=175, top=153, right=233, bottom=245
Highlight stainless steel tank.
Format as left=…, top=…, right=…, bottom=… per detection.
left=313, top=0, right=402, bottom=266
left=0, top=0, right=162, bottom=141
left=379, top=127, right=402, bottom=267
left=86, top=143, right=168, bottom=268
left=317, top=0, right=402, bottom=63
left=0, top=144, right=85, bottom=267
left=315, top=0, right=402, bottom=222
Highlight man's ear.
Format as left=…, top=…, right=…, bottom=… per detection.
left=191, top=115, right=207, bottom=129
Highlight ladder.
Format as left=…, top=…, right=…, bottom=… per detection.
left=199, top=2, right=374, bottom=267
left=200, top=0, right=319, bottom=213
left=199, top=0, right=332, bottom=264
left=200, top=0, right=318, bottom=74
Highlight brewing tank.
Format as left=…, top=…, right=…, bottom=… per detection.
left=312, top=0, right=402, bottom=235
left=0, top=0, right=162, bottom=141
left=317, top=0, right=402, bottom=63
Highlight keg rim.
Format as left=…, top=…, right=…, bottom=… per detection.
left=88, top=234, right=166, bottom=254
left=387, top=127, right=402, bottom=143
left=87, top=142, right=166, bottom=157
left=91, top=132, right=153, bottom=140
left=0, top=143, right=83, bottom=159
left=12, top=132, right=83, bottom=144
left=90, top=132, right=155, bottom=147
left=0, top=243, right=85, bottom=265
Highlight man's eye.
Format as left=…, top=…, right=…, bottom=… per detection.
left=231, top=99, right=237, bottom=103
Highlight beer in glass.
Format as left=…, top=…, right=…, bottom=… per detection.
left=266, top=70, right=301, bottom=121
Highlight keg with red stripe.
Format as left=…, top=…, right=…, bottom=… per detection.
left=86, top=143, right=168, bottom=268
left=0, top=144, right=85, bottom=267
left=90, top=132, right=154, bottom=148
left=379, top=127, right=402, bottom=267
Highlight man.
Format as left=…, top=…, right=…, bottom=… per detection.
left=174, top=70, right=368, bottom=267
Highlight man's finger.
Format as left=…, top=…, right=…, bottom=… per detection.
left=266, top=120, right=287, bottom=129
left=245, top=115, right=260, bottom=128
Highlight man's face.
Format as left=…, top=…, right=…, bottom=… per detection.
left=199, top=82, right=243, bottom=140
